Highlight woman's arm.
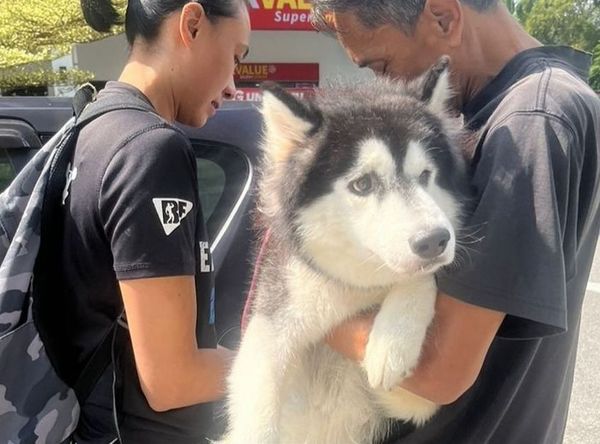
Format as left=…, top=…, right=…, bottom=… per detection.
left=119, top=276, right=235, bottom=412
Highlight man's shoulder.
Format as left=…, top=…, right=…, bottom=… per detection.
left=492, top=65, right=599, bottom=135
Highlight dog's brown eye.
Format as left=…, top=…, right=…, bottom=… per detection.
left=350, top=174, right=375, bottom=196
left=419, top=170, right=432, bottom=186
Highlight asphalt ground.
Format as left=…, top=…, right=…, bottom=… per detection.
left=563, top=239, right=600, bottom=443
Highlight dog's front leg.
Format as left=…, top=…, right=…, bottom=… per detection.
left=363, top=277, right=437, bottom=391
left=224, top=314, right=293, bottom=444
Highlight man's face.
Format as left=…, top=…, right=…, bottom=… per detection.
left=332, top=11, right=447, bottom=81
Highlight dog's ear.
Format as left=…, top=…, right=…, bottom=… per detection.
left=418, top=56, right=452, bottom=114
left=260, top=82, right=323, bottom=163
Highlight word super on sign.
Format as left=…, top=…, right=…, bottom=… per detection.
left=247, top=0, right=314, bottom=30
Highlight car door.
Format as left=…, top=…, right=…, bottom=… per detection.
left=184, top=102, right=263, bottom=348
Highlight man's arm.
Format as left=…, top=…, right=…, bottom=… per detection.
left=326, top=292, right=505, bottom=405
left=120, top=276, right=235, bottom=412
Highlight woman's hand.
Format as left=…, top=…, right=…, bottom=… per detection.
left=120, top=276, right=234, bottom=411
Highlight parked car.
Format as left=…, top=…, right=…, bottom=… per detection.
left=0, top=96, right=264, bottom=349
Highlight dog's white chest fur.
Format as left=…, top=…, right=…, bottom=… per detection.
left=223, top=258, right=438, bottom=444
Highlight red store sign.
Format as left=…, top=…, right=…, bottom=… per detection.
left=234, top=88, right=316, bottom=102
left=248, top=0, right=315, bottom=31
left=234, top=63, right=319, bottom=83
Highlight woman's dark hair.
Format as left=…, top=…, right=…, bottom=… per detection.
left=81, top=0, right=245, bottom=45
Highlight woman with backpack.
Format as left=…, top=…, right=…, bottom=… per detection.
left=54, top=1, right=250, bottom=442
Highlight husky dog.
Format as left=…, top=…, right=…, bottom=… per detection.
left=222, top=59, right=471, bottom=444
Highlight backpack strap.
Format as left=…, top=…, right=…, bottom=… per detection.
left=72, top=83, right=98, bottom=119
left=71, top=83, right=157, bottom=127
left=76, top=90, right=157, bottom=129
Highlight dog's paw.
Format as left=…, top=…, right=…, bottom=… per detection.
left=363, top=332, right=422, bottom=391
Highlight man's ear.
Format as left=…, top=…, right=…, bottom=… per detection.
left=423, top=0, right=464, bottom=47
left=261, top=82, right=323, bottom=163
left=418, top=56, right=452, bottom=114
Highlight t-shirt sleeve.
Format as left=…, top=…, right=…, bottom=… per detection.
left=99, top=126, right=198, bottom=280
left=436, top=112, right=577, bottom=339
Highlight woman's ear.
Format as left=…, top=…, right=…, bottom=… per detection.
left=179, top=2, right=206, bottom=48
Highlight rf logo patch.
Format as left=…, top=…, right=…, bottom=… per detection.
left=152, top=198, right=194, bottom=236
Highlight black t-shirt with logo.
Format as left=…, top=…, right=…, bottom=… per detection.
left=58, top=82, right=217, bottom=443
left=385, top=47, right=600, bottom=443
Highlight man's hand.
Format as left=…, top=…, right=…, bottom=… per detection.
left=326, top=310, right=376, bottom=362
left=325, top=293, right=505, bottom=405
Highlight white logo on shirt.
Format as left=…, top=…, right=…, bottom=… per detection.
left=199, top=241, right=213, bottom=273
left=62, top=163, right=78, bottom=205
left=152, top=198, right=194, bottom=236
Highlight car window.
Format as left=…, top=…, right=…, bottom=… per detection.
left=0, top=149, right=17, bottom=192
left=193, top=141, right=251, bottom=245
left=0, top=119, right=42, bottom=189
left=197, top=158, right=226, bottom=222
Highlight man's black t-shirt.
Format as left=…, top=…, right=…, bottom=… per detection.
left=386, top=47, right=600, bottom=443
left=57, top=82, right=217, bottom=443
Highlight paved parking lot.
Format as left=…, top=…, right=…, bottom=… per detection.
left=564, top=240, right=600, bottom=443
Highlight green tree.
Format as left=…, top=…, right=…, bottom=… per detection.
left=509, top=0, right=599, bottom=90
left=505, top=0, right=517, bottom=14
left=590, top=43, right=600, bottom=90
left=524, top=0, right=599, bottom=52
left=0, top=0, right=125, bottom=93
left=515, top=0, right=538, bottom=23
left=0, top=67, right=94, bottom=95
left=0, top=0, right=125, bottom=68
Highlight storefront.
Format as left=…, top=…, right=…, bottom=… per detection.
left=70, top=1, right=370, bottom=97
left=228, top=0, right=367, bottom=101
left=247, top=0, right=314, bottom=31
left=234, top=62, right=319, bottom=101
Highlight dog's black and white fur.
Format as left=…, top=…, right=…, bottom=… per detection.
left=221, top=59, right=471, bottom=444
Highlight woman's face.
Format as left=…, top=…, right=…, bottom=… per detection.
left=176, top=3, right=251, bottom=127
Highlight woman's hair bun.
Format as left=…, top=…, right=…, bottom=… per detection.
left=80, top=0, right=122, bottom=33
left=81, top=0, right=245, bottom=45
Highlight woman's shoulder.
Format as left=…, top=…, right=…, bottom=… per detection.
left=78, top=109, right=194, bottom=189
left=92, top=84, right=179, bottom=136
left=82, top=101, right=190, bottom=154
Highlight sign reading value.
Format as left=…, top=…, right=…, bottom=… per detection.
left=248, top=0, right=314, bottom=30
left=234, top=63, right=320, bottom=83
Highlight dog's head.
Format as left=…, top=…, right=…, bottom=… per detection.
left=258, top=58, right=471, bottom=288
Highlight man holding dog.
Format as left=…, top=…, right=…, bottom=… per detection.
left=314, top=0, right=600, bottom=442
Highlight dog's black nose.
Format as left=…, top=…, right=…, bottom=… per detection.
left=409, top=228, right=451, bottom=260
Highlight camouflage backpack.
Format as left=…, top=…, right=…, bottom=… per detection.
left=0, top=85, right=154, bottom=444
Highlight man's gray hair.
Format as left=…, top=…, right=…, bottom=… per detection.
left=311, top=0, right=499, bottom=34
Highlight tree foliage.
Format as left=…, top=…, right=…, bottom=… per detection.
left=590, top=43, right=600, bottom=90
left=515, top=0, right=539, bottom=24
left=524, top=0, right=599, bottom=52
left=0, top=0, right=125, bottom=69
left=511, top=0, right=600, bottom=90
left=505, top=0, right=518, bottom=13
left=0, top=67, right=94, bottom=94
left=0, top=0, right=124, bottom=94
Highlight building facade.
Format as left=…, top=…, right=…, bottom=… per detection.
left=64, top=1, right=370, bottom=100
